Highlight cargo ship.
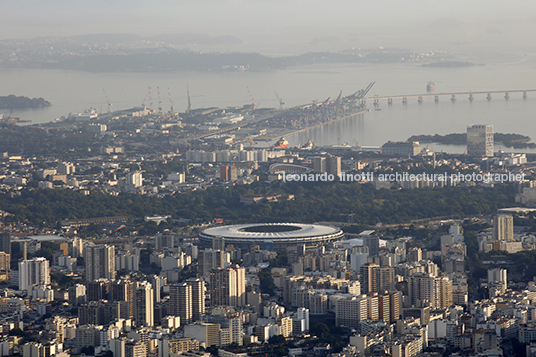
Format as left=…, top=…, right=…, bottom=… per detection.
left=299, top=140, right=316, bottom=150
left=270, top=137, right=289, bottom=149
left=426, top=81, right=435, bottom=92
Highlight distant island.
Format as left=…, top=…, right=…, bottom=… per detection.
left=0, top=95, right=50, bottom=110
left=0, top=34, right=453, bottom=72
left=421, top=61, right=478, bottom=68
left=408, top=133, right=536, bottom=149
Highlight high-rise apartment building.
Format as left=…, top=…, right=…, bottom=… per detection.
left=155, top=234, right=175, bottom=251
left=297, top=307, right=310, bottom=331
left=408, top=273, right=452, bottom=309
left=336, top=296, right=368, bottom=329
left=408, top=273, right=434, bottom=308
left=360, top=263, right=378, bottom=294
left=150, top=275, right=163, bottom=304
left=111, top=280, right=135, bottom=319
left=212, top=236, right=225, bottom=251
left=126, top=171, right=143, bottom=188
left=0, top=232, right=10, bottom=255
left=434, top=276, right=453, bottom=309
left=86, top=279, right=110, bottom=302
left=68, top=284, right=87, bottom=306
left=85, top=244, right=116, bottom=282
left=378, top=294, right=390, bottom=322
left=389, top=291, right=402, bottom=322
left=198, top=249, right=224, bottom=277
left=312, top=157, right=326, bottom=173
left=312, top=155, right=341, bottom=177
left=187, top=278, right=205, bottom=321
left=494, top=214, right=514, bottom=242
left=170, top=283, right=193, bottom=324
left=376, top=267, right=395, bottom=292
left=366, top=295, right=379, bottom=320
left=220, top=166, right=238, bottom=182
left=184, top=323, right=220, bottom=348
left=467, top=124, right=494, bottom=157
left=57, top=162, right=76, bottom=175
left=362, top=236, right=380, bottom=256
left=210, top=265, right=246, bottom=307
left=135, top=282, right=154, bottom=327
left=488, top=268, right=507, bottom=294
left=19, top=257, right=50, bottom=291
left=360, top=264, right=394, bottom=294
left=407, top=247, right=422, bottom=263
left=0, top=251, right=10, bottom=281
left=78, top=300, right=122, bottom=326
left=326, top=155, right=341, bottom=178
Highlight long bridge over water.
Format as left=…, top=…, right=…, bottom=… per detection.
left=362, top=89, right=536, bottom=106
left=188, top=87, right=536, bottom=142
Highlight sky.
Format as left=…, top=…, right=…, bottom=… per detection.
left=5, top=0, right=536, bottom=55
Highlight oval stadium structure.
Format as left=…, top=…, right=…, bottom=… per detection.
left=199, top=223, right=345, bottom=249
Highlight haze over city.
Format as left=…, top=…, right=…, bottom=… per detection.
left=1, top=2, right=536, bottom=357
left=5, top=0, right=536, bottom=55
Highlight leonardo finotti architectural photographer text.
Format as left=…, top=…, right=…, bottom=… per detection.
left=282, top=171, right=525, bottom=184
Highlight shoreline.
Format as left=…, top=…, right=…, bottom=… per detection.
left=281, top=109, right=370, bottom=140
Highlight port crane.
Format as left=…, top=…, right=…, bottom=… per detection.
left=147, top=87, right=155, bottom=113
left=102, top=89, right=112, bottom=114
left=157, top=87, right=164, bottom=115
left=274, top=91, right=285, bottom=110
left=333, top=91, right=343, bottom=117
left=141, top=89, right=149, bottom=110
left=186, top=84, right=192, bottom=113
left=343, top=82, right=375, bottom=109
left=168, top=87, right=175, bottom=114
left=247, top=86, right=258, bottom=111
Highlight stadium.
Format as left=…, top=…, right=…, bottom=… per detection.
left=198, top=223, right=345, bottom=250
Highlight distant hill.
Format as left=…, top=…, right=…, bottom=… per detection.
left=0, top=95, right=50, bottom=109
left=0, top=33, right=452, bottom=72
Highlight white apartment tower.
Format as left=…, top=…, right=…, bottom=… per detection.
left=85, top=244, right=116, bottom=282
left=126, top=171, right=143, bottom=188
left=135, top=282, right=154, bottom=327
left=210, top=265, right=246, bottom=307
left=187, top=278, right=206, bottom=321
left=19, top=257, right=50, bottom=291
left=488, top=268, right=507, bottom=294
left=494, top=214, right=514, bottom=242
left=57, top=162, right=76, bottom=175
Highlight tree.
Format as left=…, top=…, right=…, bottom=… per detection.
left=268, top=335, right=286, bottom=344
left=80, top=346, right=95, bottom=355
left=9, top=328, right=26, bottom=337
left=311, top=323, right=330, bottom=338
left=258, top=268, right=277, bottom=295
